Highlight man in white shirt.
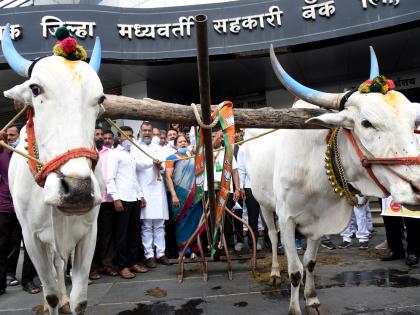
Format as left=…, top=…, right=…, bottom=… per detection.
left=107, top=126, right=147, bottom=279
left=133, top=122, right=170, bottom=268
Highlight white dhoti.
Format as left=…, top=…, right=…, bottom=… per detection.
left=141, top=219, right=166, bottom=259
left=341, top=197, right=370, bottom=243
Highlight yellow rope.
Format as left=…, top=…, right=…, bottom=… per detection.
left=1, top=104, right=28, bottom=132
left=106, top=118, right=278, bottom=163
left=161, top=128, right=279, bottom=162
left=105, top=118, right=163, bottom=181
left=0, top=105, right=45, bottom=166
left=0, top=140, right=44, bottom=165
left=0, top=107, right=278, bottom=169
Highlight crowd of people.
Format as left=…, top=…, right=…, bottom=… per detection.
left=0, top=121, right=419, bottom=297
left=90, top=121, right=263, bottom=280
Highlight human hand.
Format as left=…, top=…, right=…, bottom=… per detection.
left=240, top=188, right=246, bottom=200
left=172, top=195, right=180, bottom=208
left=114, top=200, right=124, bottom=212
left=153, top=159, right=163, bottom=169
left=233, top=189, right=241, bottom=202
left=0, top=131, right=6, bottom=142
left=141, top=197, right=147, bottom=208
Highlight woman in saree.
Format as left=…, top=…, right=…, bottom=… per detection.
left=165, top=135, right=203, bottom=256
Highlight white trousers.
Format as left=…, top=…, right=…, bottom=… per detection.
left=341, top=198, right=371, bottom=243
left=141, top=219, right=166, bottom=259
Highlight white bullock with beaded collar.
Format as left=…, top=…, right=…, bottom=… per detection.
left=243, top=45, right=420, bottom=315
left=2, top=24, right=104, bottom=315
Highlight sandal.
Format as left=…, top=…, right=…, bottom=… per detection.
left=89, top=270, right=101, bottom=280
left=119, top=267, right=135, bottom=279
left=102, top=266, right=118, bottom=277
left=22, top=281, right=41, bottom=294
left=130, top=264, right=148, bottom=273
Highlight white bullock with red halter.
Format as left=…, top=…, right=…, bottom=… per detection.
left=243, top=45, right=420, bottom=315
left=2, top=23, right=104, bottom=315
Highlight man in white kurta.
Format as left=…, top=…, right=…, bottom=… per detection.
left=132, top=122, right=169, bottom=268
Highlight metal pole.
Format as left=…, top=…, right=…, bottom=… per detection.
left=194, top=15, right=216, bottom=236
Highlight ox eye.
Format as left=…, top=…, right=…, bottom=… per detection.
left=361, top=119, right=374, bottom=129
left=29, top=84, right=42, bottom=97
left=98, top=95, right=106, bottom=104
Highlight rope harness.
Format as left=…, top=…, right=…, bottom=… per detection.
left=26, top=107, right=98, bottom=187
left=327, top=127, right=420, bottom=205
left=344, top=128, right=420, bottom=195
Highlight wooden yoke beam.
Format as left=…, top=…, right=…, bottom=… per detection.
left=102, top=95, right=329, bottom=129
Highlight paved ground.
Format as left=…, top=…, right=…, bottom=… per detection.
left=1, top=227, right=420, bottom=315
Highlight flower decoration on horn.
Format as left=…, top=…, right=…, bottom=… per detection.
left=52, top=26, right=87, bottom=61
left=358, top=75, right=395, bottom=95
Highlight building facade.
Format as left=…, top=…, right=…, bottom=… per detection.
left=0, top=0, right=419, bottom=132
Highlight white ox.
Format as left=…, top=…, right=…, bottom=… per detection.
left=2, top=25, right=104, bottom=315
left=243, top=46, right=420, bottom=315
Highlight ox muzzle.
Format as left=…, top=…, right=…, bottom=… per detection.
left=57, top=175, right=95, bottom=214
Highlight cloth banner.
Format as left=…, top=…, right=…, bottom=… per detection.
left=194, top=101, right=235, bottom=256
left=381, top=196, right=420, bottom=219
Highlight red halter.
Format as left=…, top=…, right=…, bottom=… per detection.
left=26, top=107, right=99, bottom=187
left=343, top=128, right=420, bottom=196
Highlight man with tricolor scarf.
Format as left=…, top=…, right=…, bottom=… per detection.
left=204, top=129, right=241, bottom=252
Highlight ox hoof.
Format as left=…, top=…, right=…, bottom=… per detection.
left=288, top=308, right=302, bottom=315
left=228, top=270, right=233, bottom=281
left=59, top=302, right=72, bottom=314
left=31, top=304, right=47, bottom=314
left=177, top=274, right=184, bottom=283
left=305, top=304, right=324, bottom=315
left=269, top=275, right=281, bottom=286
left=74, top=301, right=87, bottom=315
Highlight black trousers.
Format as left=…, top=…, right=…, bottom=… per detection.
left=222, top=194, right=236, bottom=248
left=383, top=215, right=420, bottom=256
left=243, top=188, right=260, bottom=245
left=165, top=192, right=179, bottom=258
left=115, top=201, right=141, bottom=270
left=0, top=212, right=37, bottom=290
left=92, top=202, right=115, bottom=270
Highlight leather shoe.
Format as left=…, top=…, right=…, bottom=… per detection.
left=157, top=255, right=170, bottom=265
left=405, top=254, right=419, bottom=266
left=145, top=258, right=157, bottom=269
left=381, top=251, right=405, bottom=261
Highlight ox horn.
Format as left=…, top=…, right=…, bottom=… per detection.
left=89, top=36, right=101, bottom=73
left=269, top=44, right=343, bottom=110
left=369, top=46, right=379, bottom=79
left=1, top=23, right=31, bottom=77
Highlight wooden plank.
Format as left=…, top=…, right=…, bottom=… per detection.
left=102, top=95, right=329, bottom=129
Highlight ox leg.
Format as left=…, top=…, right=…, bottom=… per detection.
left=260, top=206, right=280, bottom=284
left=303, top=239, right=323, bottom=315
left=22, top=234, right=59, bottom=315
left=69, top=231, right=96, bottom=315
left=281, top=219, right=303, bottom=315
left=54, top=256, right=71, bottom=314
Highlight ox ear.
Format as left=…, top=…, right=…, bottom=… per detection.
left=306, top=110, right=354, bottom=129
left=4, top=81, right=32, bottom=106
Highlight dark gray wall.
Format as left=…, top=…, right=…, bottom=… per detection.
left=0, top=0, right=419, bottom=61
